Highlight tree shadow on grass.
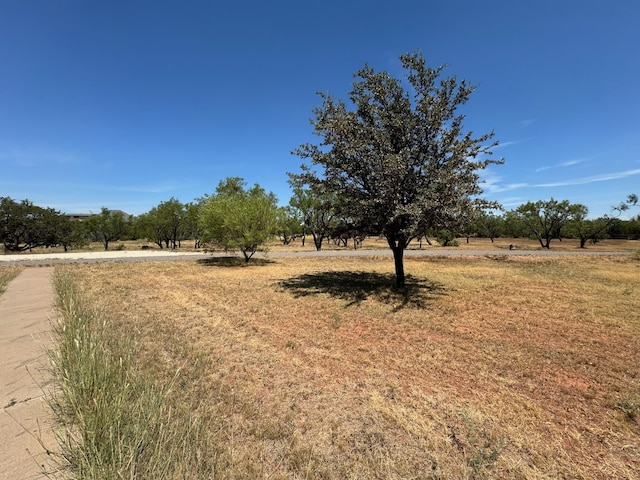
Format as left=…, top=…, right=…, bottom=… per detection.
left=197, top=256, right=276, bottom=267
left=278, top=271, right=446, bottom=310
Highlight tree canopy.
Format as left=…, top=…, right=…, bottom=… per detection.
left=84, top=208, right=129, bottom=251
left=0, top=197, right=66, bottom=251
left=199, top=177, right=279, bottom=262
left=291, top=52, right=501, bottom=287
left=136, top=197, right=187, bottom=249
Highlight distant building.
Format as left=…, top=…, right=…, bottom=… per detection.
left=65, top=210, right=131, bottom=222
left=65, top=213, right=92, bottom=221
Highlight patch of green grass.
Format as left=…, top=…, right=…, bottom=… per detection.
left=457, top=410, right=504, bottom=475
left=49, top=269, right=214, bottom=479
left=616, top=393, right=640, bottom=421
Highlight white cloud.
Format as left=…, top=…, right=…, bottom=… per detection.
left=535, top=158, right=585, bottom=172
left=0, top=147, right=77, bottom=167
left=0, top=179, right=189, bottom=194
left=480, top=172, right=528, bottom=193
left=492, top=140, right=520, bottom=150
left=536, top=168, right=640, bottom=187
left=517, top=119, right=535, bottom=128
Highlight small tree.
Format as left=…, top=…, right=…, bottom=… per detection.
left=287, top=184, right=337, bottom=251
left=183, top=202, right=204, bottom=249
left=84, top=208, right=128, bottom=250
left=199, top=177, right=279, bottom=262
left=276, top=206, right=303, bottom=245
left=140, top=198, right=186, bottom=249
left=56, top=215, right=89, bottom=252
left=291, top=52, right=501, bottom=287
left=569, top=194, right=640, bottom=247
left=473, top=211, right=504, bottom=242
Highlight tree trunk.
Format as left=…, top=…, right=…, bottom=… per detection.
left=391, top=245, right=405, bottom=289
left=312, top=233, right=323, bottom=251
left=241, top=245, right=257, bottom=262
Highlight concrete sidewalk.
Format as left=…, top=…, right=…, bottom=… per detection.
left=0, top=268, right=57, bottom=479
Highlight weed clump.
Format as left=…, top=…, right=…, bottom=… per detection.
left=49, top=269, right=213, bottom=479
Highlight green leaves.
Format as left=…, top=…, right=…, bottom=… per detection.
left=291, top=52, right=502, bottom=286
left=84, top=208, right=129, bottom=250
left=199, top=178, right=279, bottom=261
left=0, top=196, right=69, bottom=251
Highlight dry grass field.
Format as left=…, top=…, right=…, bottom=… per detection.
left=58, top=251, right=639, bottom=479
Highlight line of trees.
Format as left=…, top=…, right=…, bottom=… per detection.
left=3, top=191, right=637, bottom=256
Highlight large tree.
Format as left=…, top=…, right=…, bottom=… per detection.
left=199, top=177, right=279, bottom=262
left=291, top=52, right=501, bottom=287
left=0, top=197, right=64, bottom=251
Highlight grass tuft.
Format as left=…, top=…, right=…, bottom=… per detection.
left=616, top=393, right=640, bottom=421
left=0, top=266, right=22, bottom=295
left=48, top=269, right=213, bottom=479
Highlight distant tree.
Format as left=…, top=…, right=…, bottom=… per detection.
left=512, top=199, right=582, bottom=249
left=544, top=194, right=638, bottom=247
left=183, top=202, right=203, bottom=249
left=141, top=198, right=186, bottom=249
left=199, top=177, right=279, bottom=262
left=604, top=194, right=640, bottom=240
left=276, top=206, right=303, bottom=245
left=436, top=229, right=459, bottom=247
left=567, top=216, right=607, bottom=247
left=287, top=184, right=337, bottom=251
left=473, top=211, right=504, bottom=242
left=84, top=208, right=129, bottom=250
left=290, top=52, right=501, bottom=287
left=56, top=215, right=89, bottom=252
left=0, top=197, right=63, bottom=251
left=330, top=215, right=368, bottom=249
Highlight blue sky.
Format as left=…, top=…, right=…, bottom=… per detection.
left=1, top=1, right=639, bottom=218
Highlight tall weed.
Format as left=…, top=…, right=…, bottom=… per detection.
left=49, top=269, right=213, bottom=479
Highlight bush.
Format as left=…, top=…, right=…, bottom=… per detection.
left=437, top=230, right=459, bottom=247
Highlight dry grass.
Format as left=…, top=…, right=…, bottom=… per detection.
left=0, top=265, right=22, bottom=294
left=59, top=253, right=640, bottom=479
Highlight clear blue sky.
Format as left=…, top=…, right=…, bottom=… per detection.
left=1, top=1, right=639, bottom=218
